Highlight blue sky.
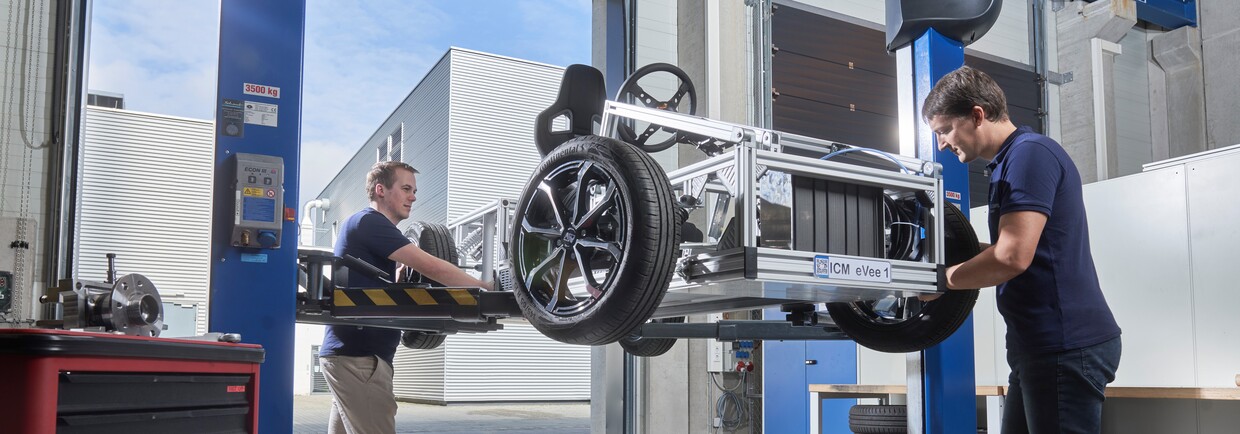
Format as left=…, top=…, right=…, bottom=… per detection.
left=88, top=0, right=591, bottom=207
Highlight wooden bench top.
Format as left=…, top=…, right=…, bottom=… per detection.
left=809, top=384, right=1240, bottom=401
left=808, top=384, right=1004, bottom=398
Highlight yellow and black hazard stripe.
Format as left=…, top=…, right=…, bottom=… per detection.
left=330, top=285, right=482, bottom=319
left=334, top=286, right=478, bottom=307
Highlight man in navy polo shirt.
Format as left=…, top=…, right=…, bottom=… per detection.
left=922, top=66, right=1121, bottom=434
left=319, top=161, right=493, bottom=434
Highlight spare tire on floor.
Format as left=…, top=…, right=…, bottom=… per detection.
left=510, top=135, right=680, bottom=345
left=849, top=404, right=906, bottom=434
left=826, top=203, right=981, bottom=353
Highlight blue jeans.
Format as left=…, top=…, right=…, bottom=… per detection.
left=1001, top=336, right=1122, bottom=434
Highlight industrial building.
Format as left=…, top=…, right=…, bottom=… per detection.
left=296, top=47, right=592, bottom=403
left=0, top=1, right=1237, bottom=433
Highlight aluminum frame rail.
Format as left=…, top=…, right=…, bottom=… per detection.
left=447, top=198, right=516, bottom=283
left=600, top=101, right=947, bottom=319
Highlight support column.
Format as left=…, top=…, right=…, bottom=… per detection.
left=1200, top=0, right=1240, bottom=149
left=909, top=29, right=974, bottom=434
left=590, top=345, right=628, bottom=434
left=1054, top=0, right=1136, bottom=182
left=210, top=1, right=305, bottom=433
left=1151, top=26, right=1207, bottom=158
left=677, top=0, right=709, bottom=170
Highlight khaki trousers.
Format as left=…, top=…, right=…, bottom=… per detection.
left=320, top=355, right=398, bottom=434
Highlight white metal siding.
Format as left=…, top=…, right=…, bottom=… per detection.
left=310, top=48, right=590, bottom=403
left=78, top=107, right=214, bottom=334
left=446, top=49, right=562, bottom=222
left=400, top=59, right=452, bottom=232
left=443, top=322, right=591, bottom=402
left=392, top=343, right=447, bottom=403
left=311, top=54, right=452, bottom=245
left=780, top=0, right=1031, bottom=65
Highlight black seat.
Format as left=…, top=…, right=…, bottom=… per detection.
left=884, top=0, right=1002, bottom=52
left=534, top=64, right=607, bottom=156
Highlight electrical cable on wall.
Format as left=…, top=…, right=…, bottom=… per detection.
left=0, top=0, right=50, bottom=324
left=709, top=370, right=749, bottom=432
left=14, top=0, right=51, bottom=151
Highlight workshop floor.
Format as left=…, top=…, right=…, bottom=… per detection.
left=293, top=394, right=590, bottom=434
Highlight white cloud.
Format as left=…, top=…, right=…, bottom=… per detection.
left=84, top=0, right=591, bottom=210
left=299, top=0, right=452, bottom=204
left=298, top=139, right=356, bottom=206
left=514, top=0, right=593, bottom=66
left=87, top=0, right=219, bottom=119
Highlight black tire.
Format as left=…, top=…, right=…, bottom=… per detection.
left=401, top=331, right=447, bottom=350
left=826, top=203, right=981, bottom=353
left=619, top=316, right=685, bottom=357
left=400, top=222, right=459, bottom=344
left=848, top=405, right=906, bottom=434
left=401, top=222, right=459, bottom=285
left=511, top=135, right=680, bottom=345
left=419, top=222, right=460, bottom=266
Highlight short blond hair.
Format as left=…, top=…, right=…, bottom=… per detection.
left=366, top=161, right=418, bottom=201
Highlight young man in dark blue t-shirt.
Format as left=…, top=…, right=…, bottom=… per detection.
left=923, top=66, right=1121, bottom=434
left=319, top=161, right=492, bottom=434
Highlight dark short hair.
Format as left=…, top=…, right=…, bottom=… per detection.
left=366, top=160, right=419, bottom=201
left=922, top=65, right=1009, bottom=123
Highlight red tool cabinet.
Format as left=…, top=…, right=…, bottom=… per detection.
left=0, top=329, right=264, bottom=434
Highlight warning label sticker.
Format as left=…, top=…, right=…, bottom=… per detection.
left=244, top=101, right=278, bottom=127
left=243, top=187, right=265, bottom=197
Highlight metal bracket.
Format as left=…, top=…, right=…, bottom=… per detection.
left=1051, top=0, right=1066, bottom=12
left=1045, top=70, right=1073, bottom=85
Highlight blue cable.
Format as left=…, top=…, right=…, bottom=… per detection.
left=819, top=147, right=912, bottom=174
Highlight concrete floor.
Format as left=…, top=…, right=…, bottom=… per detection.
left=293, top=394, right=590, bottom=434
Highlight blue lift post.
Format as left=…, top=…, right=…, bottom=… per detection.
left=1083, top=0, right=1198, bottom=30
left=210, top=1, right=305, bottom=433
left=910, top=28, right=976, bottom=434
left=1134, top=0, right=1197, bottom=29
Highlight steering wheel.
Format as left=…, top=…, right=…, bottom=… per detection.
left=616, top=63, right=698, bottom=153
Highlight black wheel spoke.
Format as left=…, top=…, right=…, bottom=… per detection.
left=572, top=245, right=603, bottom=298
left=639, top=124, right=660, bottom=141
left=623, top=83, right=658, bottom=107
left=545, top=251, right=576, bottom=311
left=524, top=247, right=564, bottom=291
left=521, top=219, right=560, bottom=240
left=535, top=181, right=569, bottom=230
left=572, top=161, right=594, bottom=225
left=669, top=83, right=691, bottom=110
left=575, top=181, right=616, bottom=228
left=578, top=237, right=622, bottom=263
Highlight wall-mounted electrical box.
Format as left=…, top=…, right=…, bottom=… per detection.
left=707, top=313, right=726, bottom=372
left=0, top=271, right=11, bottom=312
left=706, top=312, right=757, bottom=373
left=231, top=153, right=284, bottom=249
